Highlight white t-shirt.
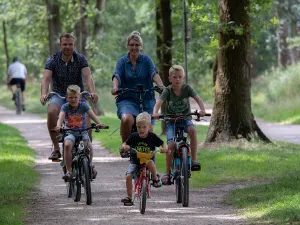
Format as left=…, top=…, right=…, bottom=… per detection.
left=7, top=61, right=27, bottom=79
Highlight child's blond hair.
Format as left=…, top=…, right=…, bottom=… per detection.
left=136, top=112, right=151, bottom=124
left=67, top=85, right=80, bottom=95
left=169, top=64, right=185, bottom=76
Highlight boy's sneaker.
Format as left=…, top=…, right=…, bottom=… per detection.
left=62, top=172, right=72, bottom=182
left=191, top=162, right=201, bottom=171
left=153, top=178, right=162, bottom=188
left=121, top=196, right=133, bottom=206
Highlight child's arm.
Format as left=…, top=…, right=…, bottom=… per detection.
left=55, top=111, right=65, bottom=133
left=153, top=99, right=164, bottom=119
left=193, top=95, right=206, bottom=116
left=121, top=142, right=130, bottom=151
left=87, top=109, right=106, bottom=127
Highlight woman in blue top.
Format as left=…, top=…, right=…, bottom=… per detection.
left=111, top=31, right=164, bottom=143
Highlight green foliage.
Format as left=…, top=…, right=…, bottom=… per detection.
left=252, top=63, right=300, bottom=123
left=0, top=123, right=38, bottom=225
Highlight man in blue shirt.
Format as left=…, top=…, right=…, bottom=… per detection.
left=40, top=33, right=99, bottom=160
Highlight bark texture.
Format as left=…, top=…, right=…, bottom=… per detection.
left=206, top=0, right=270, bottom=143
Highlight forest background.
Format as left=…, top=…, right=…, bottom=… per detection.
left=0, top=0, right=299, bottom=124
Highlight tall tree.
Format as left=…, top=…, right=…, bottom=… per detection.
left=93, top=0, right=106, bottom=41
left=159, top=0, right=173, bottom=86
left=2, top=21, right=9, bottom=69
left=45, top=0, right=61, bottom=55
left=206, top=0, right=270, bottom=143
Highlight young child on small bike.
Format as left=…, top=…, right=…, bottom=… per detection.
left=120, top=112, right=168, bottom=204
left=153, top=64, right=206, bottom=185
left=54, top=85, right=106, bottom=181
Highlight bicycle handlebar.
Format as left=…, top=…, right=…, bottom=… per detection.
left=154, top=110, right=211, bottom=122
left=44, top=91, right=93, bottom=102
left=51, top=123, right=109, bottom=133
left=115, top=85, right=163, bottom=99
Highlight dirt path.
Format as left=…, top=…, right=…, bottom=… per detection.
left=0, top=105, right=253, bottom=225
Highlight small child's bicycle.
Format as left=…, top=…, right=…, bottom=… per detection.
left=125, top=148, right=161, bottom=214
left=56, top=123, right=109, bottom=205
left=157, top=110, right=211, bottom=207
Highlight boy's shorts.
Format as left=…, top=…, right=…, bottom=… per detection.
left=49, top=95, right=87, bottom=108
left=126, top=162, right=138, bottom=175
left=64, top=131, right=90, bottom=144
left=166, top=120, right=194, bottom=143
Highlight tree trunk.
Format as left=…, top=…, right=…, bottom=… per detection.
left=277, top=22, right=292, bottom=67
left=159, top=0, right=172, bottom=86
left=206, top=0, right=271, bottom=143
left=93, top=0, right=106, bottom=41
left=157, top=0, right=173, bottom=134
left=45, top=0, right=61, bottom=55
left=2, top=21, right=9, bottom=69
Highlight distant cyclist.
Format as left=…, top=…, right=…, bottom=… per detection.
left=6, top=57, right=27, bottom=111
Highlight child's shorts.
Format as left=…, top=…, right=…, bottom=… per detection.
left=166, top=120, right=194, bottom=143
left=64, top=131, right=90, bottom=144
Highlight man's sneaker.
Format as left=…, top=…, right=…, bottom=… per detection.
left=121, top=196, right=133, bottom=206
left=48, top=150, right=61, bottom=160
left=191, top=162, right=201, bottom=171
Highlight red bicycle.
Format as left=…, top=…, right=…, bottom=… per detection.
left=126, top=148, right=160, bottom=214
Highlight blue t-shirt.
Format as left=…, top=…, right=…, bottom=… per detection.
left=112, top=53, right=158, bottom=108
left=61, top=102, right=91, bottom=129
left=45, top=51, right=89, bottom=96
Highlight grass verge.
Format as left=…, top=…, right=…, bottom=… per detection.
left=0, top=123, right=39, bottom=225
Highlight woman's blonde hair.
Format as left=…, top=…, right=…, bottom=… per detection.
left=67, top=85, right=80, bottom=95
left=136, top=112, right=151, bottom=124
left=126, top=31, right=143, bottom=47
left=169, top=64, right=185, bottom=76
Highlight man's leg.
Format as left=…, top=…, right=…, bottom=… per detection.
left=47, top=103, right=61, bottom=159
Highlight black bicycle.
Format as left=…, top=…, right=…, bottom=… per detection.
left=14, top=84, right=22, bottom=115
left=115, top=84, right=163, bottom=133
left=157, top=110, right=211, bottom=207
left=57, top=124, right=109, bottom=205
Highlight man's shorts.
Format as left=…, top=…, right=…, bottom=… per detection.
left=9, top=78, right=25, bottom=92
left=166, top=120, right=194, bottom=143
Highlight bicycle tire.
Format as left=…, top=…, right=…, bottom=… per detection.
left=15, top=90, right=22, bottom=115
left=175, top=158, right=182, bottom=203
left=181, top=147, right=189, bottom=207
left=73, top=165, right=81, bottom=202
left=139, top=179, right=147, bottom=214
left=82, top=157, right=92, bottom=205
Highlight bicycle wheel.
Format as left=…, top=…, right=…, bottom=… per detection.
left=175, top=158, right=182, bottom=203
left=73, top=166, right=81, bottom=202
left=139, top=179, right=147, bottom=214
left=67, top=177, right=74, bottom=198
left=181, top=147, right=189, bottom=207
left=81, top=157, right=92, bottom=205
left=15, top=90, right=22, bottom=115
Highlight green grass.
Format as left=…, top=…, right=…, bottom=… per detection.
left=0, top=123, right=39, bottom=225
